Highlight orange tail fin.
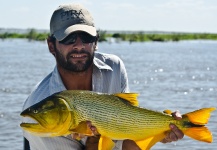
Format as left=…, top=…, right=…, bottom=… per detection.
left=183, top=107, right=216, bottom=143
left=183, top=127, right=213, bottom=143
left=184, top=107, right=216, bottom=125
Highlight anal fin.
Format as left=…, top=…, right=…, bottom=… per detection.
left=136, top=133, right=166, bottom=150
left=98, top=136, right=115, bottom=150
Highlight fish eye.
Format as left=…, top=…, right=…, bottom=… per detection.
left=33, top=109, right=38, bottom=113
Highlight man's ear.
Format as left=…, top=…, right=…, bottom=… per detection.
left=94, top=41, right=98, bottom=51
left=47, top=38, right=56, bottom=56
left=94, top=34, right=99, bottom=51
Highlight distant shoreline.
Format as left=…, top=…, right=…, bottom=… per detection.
left=1, top=28, right=217, bottom=42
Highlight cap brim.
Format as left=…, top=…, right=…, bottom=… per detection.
left=54, top=25, right=97, bottom=41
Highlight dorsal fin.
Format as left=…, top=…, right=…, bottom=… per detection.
left=114, top=93, right=139, bottom=106
left=163, top=109, right=172, bottom=115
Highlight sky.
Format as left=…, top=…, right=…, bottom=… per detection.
left=1, top=0, right=217, bottom=33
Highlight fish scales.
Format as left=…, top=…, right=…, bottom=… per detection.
left=62, top=91, right=176, bottom=140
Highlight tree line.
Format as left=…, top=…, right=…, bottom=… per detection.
left=1, top=28, right=217, bottom=42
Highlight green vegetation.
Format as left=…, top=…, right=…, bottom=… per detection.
left=109, top=32, right=217, bottom=42
left=1, top=28, right=217, bottom=42
left=0, top=29, right=49, bottom=41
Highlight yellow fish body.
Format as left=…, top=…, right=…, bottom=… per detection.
left=20, top=90, right=215, bottom=150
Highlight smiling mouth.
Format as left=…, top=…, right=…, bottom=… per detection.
left=71, top=54, right=87, bottom=58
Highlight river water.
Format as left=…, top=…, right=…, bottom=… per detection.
left=0, top=39, right=216, bottom=150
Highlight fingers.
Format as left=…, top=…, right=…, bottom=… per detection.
left=122, top=140, right=141, bottom=150
left=171, top=110, right=182, bottom=120
left=169, top=124, right=184, bottom=140
left=85, top=136, right=100, bottom=150
left=161, top=124, right=184, bottom=143
left=161, top=134, right=172, bottom=143
left=87, top=121, right=100, bottom=136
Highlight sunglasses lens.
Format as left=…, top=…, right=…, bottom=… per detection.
left=79, top=32, right=96, bottom=43
left=59, top=33, right=77, bottom=45
left=59, top=32, right=96, bottom=45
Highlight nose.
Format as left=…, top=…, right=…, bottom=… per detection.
left=72, top=37, right=85, bottom=50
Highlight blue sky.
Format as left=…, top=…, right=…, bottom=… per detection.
left=1, top=0, right=217, bottom=33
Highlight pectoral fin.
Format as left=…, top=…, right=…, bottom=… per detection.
left=136, top=133, right=166, bottom=150
left=70, top=121, right=93, bottom=136
left=98, top=136, right=115, bottom=150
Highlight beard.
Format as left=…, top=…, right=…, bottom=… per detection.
left=54, top=47, right=94, bottom=72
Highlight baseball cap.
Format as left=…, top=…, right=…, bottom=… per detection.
left=50, top=3, right=97, bottom=41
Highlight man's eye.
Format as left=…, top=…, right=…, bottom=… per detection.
left=59, top=34, right=77, bottom=45
left=59, top=38, right=76, bottom=45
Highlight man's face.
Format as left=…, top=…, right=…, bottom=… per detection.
left=53, top=32, right=96, bottom=72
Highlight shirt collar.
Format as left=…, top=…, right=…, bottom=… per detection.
left=49, top=55, right=113, bottom=94
left=49, top=67, right=66, bottom=95
left=93, top=57, right=113, bottom=71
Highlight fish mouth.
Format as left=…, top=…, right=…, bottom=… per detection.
left=20, top=122, right=39, bottom=126
left=20, top=115, right=40, bottom=128
left=20, top=111, right=46, bottom=131
left=20, top=122, right=44, bottom=135
left=20, top=114, right=52, bottom=136
left=20, top=121, right=54, bottom=136
left=20, top=122, right=41, bottom=129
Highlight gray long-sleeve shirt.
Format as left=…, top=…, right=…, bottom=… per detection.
left=22, top=52, right=129, bottom=150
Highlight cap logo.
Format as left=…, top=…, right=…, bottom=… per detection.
left=60, top=9, right=85, bottom=23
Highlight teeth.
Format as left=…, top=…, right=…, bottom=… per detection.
left=72, top=54, right=85, bottom=58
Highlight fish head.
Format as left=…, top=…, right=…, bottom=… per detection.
left=20, top=95, right=73, bottom=136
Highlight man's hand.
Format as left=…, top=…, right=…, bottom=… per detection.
left=87, top=121, right=100, bottom=135
left=85, top=136, right=100, bottom=150
left=161, top=111, right=184, bottom=143
left=122, top=140, right=141, bottom=150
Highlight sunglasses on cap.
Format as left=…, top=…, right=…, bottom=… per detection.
left=59, top=32, right=97, bottom=45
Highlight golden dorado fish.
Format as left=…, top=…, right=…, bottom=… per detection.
left=20, top=90, right=215, bottom=150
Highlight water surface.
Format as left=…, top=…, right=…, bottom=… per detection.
left=0, top=39, right=216, bottom=150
